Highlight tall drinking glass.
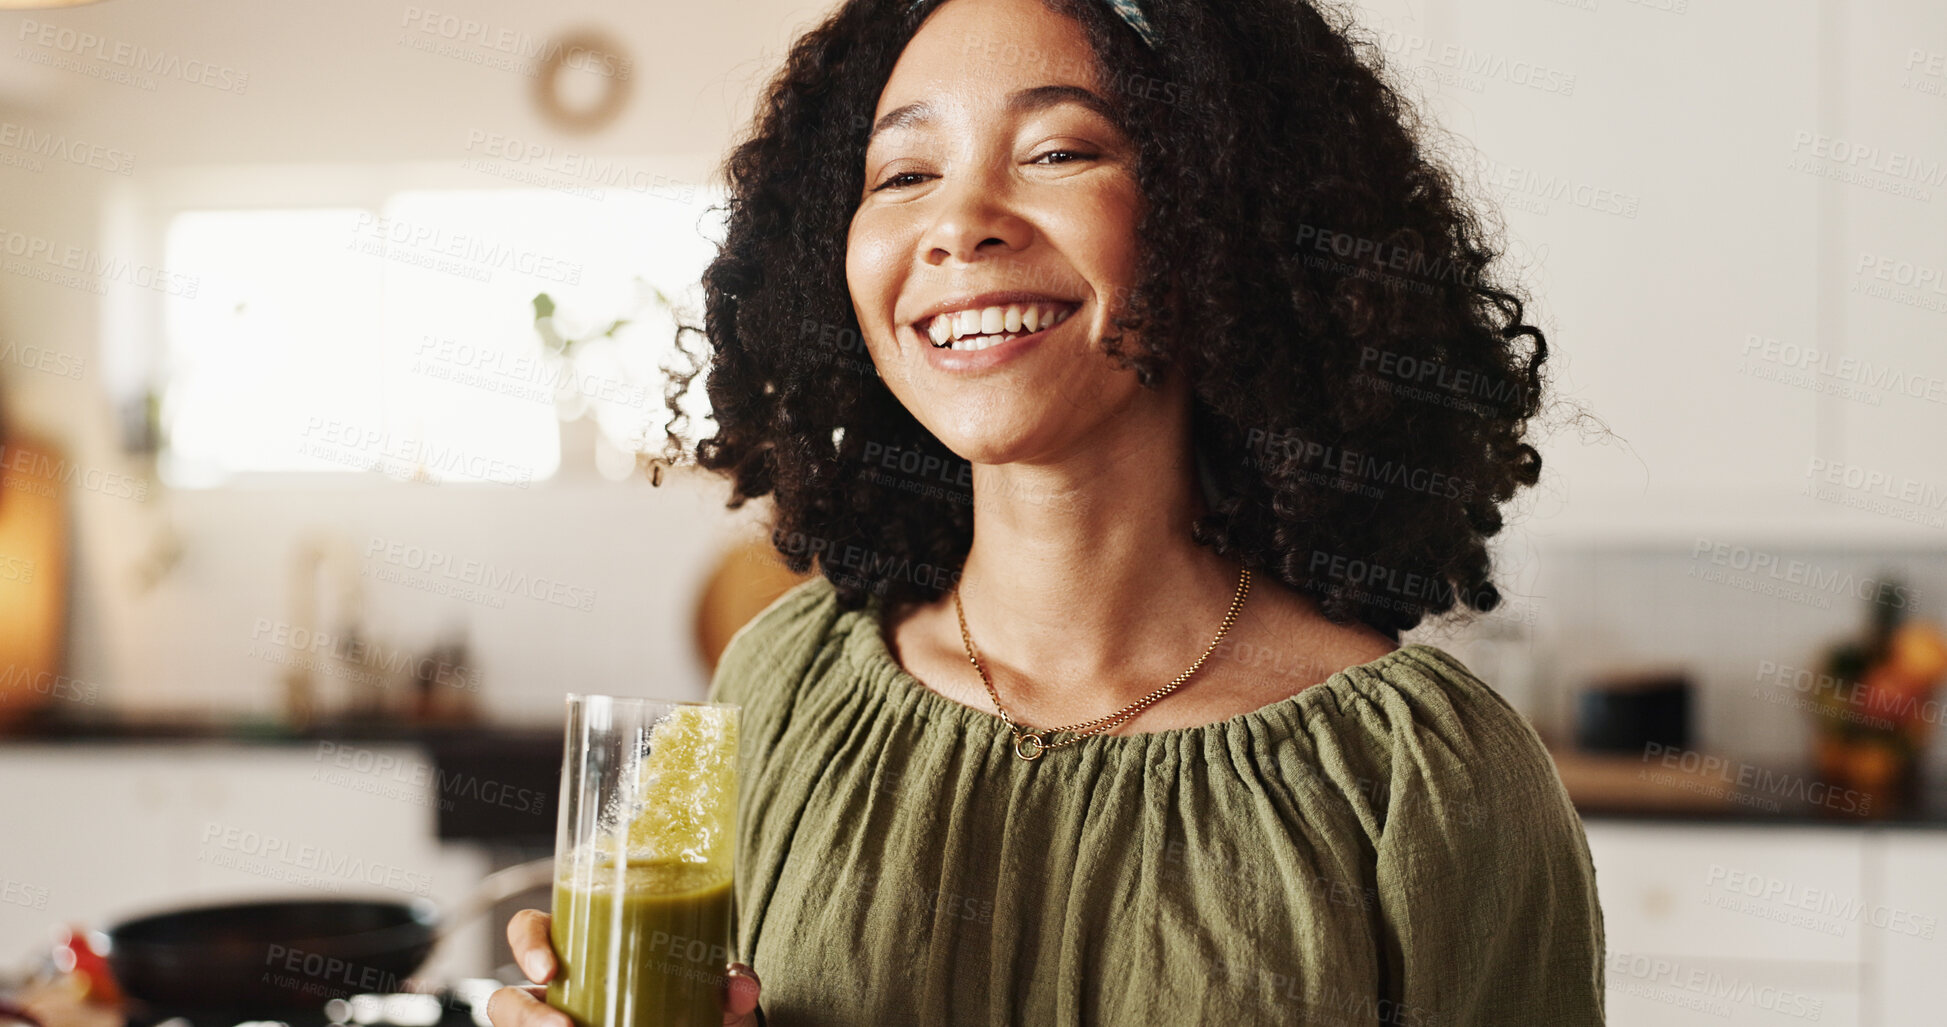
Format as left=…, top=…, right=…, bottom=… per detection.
left=547, top=695, right=740, bottom=1027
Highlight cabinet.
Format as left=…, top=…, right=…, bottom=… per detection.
left=1583, top=819, right=1947, bottom=1026
left=1353, top=0, right=1947, bottom=546
left=1872, top=831, right=1947, bottom=1025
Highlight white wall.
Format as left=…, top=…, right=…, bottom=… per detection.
left=0, top=0, right=836, bottom=720
left=1351, top=0, right=1947, bottom=773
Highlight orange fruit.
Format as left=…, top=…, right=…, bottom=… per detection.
left=1846, top=740, right=1902, bottom=792
left=1889, top=621, right=1947, bottom=684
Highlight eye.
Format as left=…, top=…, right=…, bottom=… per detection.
left=1032, top=149, right=1098, bottom=166
left=871, top=171, right=932, bottom=192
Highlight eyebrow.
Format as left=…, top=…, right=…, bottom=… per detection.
left=865, top=84, right=1118, bottom=149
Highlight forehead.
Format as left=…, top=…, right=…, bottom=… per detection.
left=874, top=0, right=1104, bottom=116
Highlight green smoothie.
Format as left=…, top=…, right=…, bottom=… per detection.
left=546, top=859, right=733, bottom=1027
left=548, top=703, right=738, bottom=1027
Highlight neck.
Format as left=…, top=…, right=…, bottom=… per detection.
left=948, top=384, right=1247, bottom=706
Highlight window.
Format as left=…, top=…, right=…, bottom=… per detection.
left=157, top=186, right=723, bottom=487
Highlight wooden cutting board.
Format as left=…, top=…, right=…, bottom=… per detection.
left=0, top=432, right=70, bottom=731
left=692, top=534, right=815, bottom=677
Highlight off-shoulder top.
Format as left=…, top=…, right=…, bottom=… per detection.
left=705, top=575, right=1606, bottom=1026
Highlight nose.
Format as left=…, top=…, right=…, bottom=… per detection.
left=918, top=166, right=1033, bottom=268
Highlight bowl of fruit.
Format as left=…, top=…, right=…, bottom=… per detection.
left=1811, top=580, right=1947, bottom=814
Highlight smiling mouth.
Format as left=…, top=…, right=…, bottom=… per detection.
left=917, top=302, right=1081, bottom=351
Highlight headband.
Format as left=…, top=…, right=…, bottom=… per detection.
left=910, top=0, right=1161, bottom=50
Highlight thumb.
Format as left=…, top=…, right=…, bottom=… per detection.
left=723, top=962, right=762, bottom=1025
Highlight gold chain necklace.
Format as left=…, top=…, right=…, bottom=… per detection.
left=951, top=564, right=1252, bottom=761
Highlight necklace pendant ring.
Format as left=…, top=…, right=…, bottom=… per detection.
left=1013, top=731, right=1047, bottom=761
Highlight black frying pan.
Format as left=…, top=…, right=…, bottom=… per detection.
left=98, top=857, right=554, bottom=1018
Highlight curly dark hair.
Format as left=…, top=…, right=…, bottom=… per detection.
left=651, top=0, right=1554, bottom=638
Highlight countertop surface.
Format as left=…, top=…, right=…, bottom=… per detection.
left=1549, top=746, right=1947, bottom=828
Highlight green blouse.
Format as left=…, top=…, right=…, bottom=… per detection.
left=706, top=576, right=1607, bottom=1026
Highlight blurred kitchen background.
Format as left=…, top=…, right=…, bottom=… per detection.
left=0, top=0, right=1943, bottom=1025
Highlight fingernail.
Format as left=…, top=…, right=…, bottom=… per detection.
left=522, top=952, right=545, bottom=981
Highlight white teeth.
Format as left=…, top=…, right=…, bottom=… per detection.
left=920, top=302, right=1076, bottom=349
left=949, top=334, right=1008, bottom=352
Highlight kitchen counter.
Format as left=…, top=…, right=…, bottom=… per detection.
left=2, top=704, right=558, bottom=744
left=1553, top=745, right=1947, bottom=828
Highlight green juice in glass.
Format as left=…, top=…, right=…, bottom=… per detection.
left=547, top=703, right=738, bottom=1027
left=546, top=860, right=733, bottom=1027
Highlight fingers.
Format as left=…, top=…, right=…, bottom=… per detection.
left=722, top=962, right=762, bottom=1025
left=485, top=985, right=572, bottom=1027
left=506, top=909, right=557, bottom=984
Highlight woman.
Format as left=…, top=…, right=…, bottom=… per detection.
left=492, top=0, right=1605, bottom=1023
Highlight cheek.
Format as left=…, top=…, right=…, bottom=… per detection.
left=846, top=215, right=905, bottom=309
left=845, top=221, right=904, bottom=374
left=1096, top=188, right=1145, bottom=283
left=1050, top=186, right=1144, bottom=298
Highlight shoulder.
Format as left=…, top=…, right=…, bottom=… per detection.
left=1324, top=643, right=1545, bottom=760
left=705, top=574, right=846, bottom=708
left=1306, top=643, right=1577, bottom=842
left=1204, top=579, right=1399, bottom=713
left=1321, top=646, right=1607, bottom=1023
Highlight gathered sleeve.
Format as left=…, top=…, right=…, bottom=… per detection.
left=1316, top=646, right=1608, bottom=1027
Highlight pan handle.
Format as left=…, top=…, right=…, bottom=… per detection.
left=427, top=855, right=556, bottom=957
left=443, top=856, right=557, bottom=937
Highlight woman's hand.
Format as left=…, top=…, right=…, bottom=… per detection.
left=486, top=909, right=764, bottom=1027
